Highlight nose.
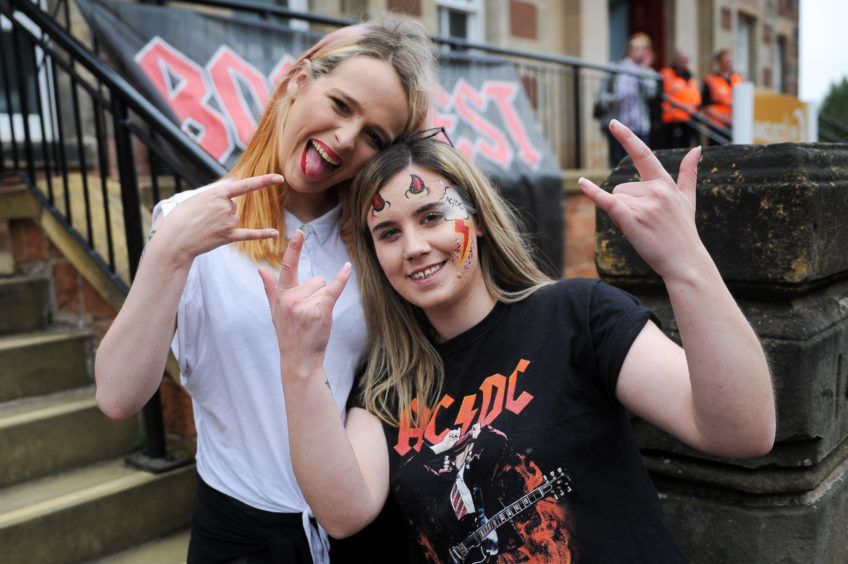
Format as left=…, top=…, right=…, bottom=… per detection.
left=402, top=230, right=431, bottom=261
left=334, top=120, right=359, bottom=152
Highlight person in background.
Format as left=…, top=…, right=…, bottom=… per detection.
left=260, top=120, right=776, bottom=562
left=94, top=16, right=435, bottom=564
left=701, top=49, right=743, bottom=139
left=600, top=32, right=660, bottom=168
left=660, top=49, right=702, bottom=149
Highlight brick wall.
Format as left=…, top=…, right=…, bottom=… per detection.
left=8, top=218, right=118, bottom=341
left=563, top=191, right=599, bottom=279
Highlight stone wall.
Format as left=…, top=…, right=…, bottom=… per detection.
left=595, top=142, right=848, bottom=563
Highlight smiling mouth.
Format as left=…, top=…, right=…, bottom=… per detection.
left=410, top=263, right=443, bottom=280
left=311, top=139, right=340, bottom=166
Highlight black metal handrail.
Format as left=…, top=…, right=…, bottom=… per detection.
left=819, top=113, right=848, bottom=143
left=662, top=93, right=732, bottom=145
left=2, top=0, right=226, bottom=469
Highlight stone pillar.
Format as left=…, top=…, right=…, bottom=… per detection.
left=595, top=143, right=848, bottom=563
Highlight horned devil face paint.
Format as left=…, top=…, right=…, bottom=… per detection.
left=367, top=165, right=490, bottom=318
left=406, top=173, right=429, bottom=198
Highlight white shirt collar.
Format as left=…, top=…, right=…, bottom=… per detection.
left=283, top=202, right=342, bottom=246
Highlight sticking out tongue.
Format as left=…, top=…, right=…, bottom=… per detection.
left=303, top=142, right=336, bottom=180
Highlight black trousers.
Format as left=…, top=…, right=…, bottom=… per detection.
left=187, top=473, right=313, bottom=564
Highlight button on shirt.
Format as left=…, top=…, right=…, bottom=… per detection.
left=285, top=206, right=341, bottom=280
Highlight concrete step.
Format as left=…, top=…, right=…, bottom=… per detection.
left=0, top=276, right=50, bottom=336
left=92, top=528, right=190, bottom=564
left=0, top=329, right=91, bottom=402
left=0, top=458, right=196, bottom=564
left=0, top=386, right=140, bottom=488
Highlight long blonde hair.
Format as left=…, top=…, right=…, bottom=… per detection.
left=231, top=16, right=435, bottom=266
left=351, top=136, right=553, bottom=427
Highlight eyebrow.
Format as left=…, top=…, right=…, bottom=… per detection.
left=331, top=88, right=391, bottom=143
left=370, top=201, right=445, bottom=234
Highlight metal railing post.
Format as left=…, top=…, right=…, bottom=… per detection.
left=572, top=66, right=583, bottom=169
left=111, top=96, right=169, bottom=464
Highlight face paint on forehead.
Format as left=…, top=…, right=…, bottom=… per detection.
left=371, top=191, right=390, bottom=217
left=404, top=173, right=429, bottom=198
left=439, top=186, right=470, bottom=221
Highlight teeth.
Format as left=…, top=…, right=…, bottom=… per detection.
left=311, top=140, right=340, bottom=166
left=411, top=265, right=441, bottom=280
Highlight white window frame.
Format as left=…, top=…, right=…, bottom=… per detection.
left=436, top=0, right=485, bottom=43
left=1, top=3, right=56, bottom=144
left=279, top=0, right=308, bottom=31
left=244, top=0, right=308, bottom=30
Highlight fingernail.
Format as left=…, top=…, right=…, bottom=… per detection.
left=274, top=174, right=285, bottom=183
left=578, top=176, right=587, bottom=185
left=344, top=261, right=351, bottom=268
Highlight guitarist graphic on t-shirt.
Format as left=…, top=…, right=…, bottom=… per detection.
left=409, top=422, right=572, bottom=563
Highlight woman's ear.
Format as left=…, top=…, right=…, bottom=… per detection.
left=286, top=59, right=313, bottom=97
left=473, top=216, right=485, bottom=238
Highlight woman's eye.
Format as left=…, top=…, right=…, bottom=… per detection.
left=422, top=212, right=443, bottom=225
left=378, top=227, right=400, bottom=241
left=331, top=97, right=349, bottom=114
left=365, top=129, right=385, bottom=150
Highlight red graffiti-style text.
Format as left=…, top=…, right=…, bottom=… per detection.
left=134, top=38, right=541, bottom=170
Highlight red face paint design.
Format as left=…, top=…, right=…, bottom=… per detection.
left=453, top=218, right=472, bottom=268
left=372, top=192, right=390, bottom=216
left=405, top=173, right=429, bottom=198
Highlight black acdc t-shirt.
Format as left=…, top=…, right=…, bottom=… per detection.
left=372, top=279, right=686, bottom=563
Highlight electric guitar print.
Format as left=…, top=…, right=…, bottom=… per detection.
left=448, top=467, right=572, bottom=563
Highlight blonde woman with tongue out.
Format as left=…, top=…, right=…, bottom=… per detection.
left=94, top=16, right=435, bottom=564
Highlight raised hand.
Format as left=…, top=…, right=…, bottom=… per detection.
left=156, top=174, right=284, bottom=263
left=578, top=119, right=705, bottom=279
left=259, top=229, right=352, bottom=377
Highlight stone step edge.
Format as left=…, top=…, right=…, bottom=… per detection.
left=0, top=467, right=161, bottom=528
left=0, top=387, right=97, bottom=424
left=0, top=329, right=90, bottom=351
left=93, top=527, right=190, bottom=564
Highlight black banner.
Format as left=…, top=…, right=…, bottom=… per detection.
left=78, top=0, right=564, bottom=274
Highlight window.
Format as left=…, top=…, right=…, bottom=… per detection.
left=239, top=0, right=308, bottom=30
left=775, top=35, right=787, bottom=93
left=608, top=0, right=629, bottom=62
left=736, top=13, right=755, bottom=82
left=1, top=6, right=55, bottom=143
left=436, top=0, right=484, bottom=43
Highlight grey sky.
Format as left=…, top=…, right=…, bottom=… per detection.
left=799, top=0, right=848, bottom=103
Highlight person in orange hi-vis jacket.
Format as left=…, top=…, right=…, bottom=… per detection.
left=660, top=49, right=701, bottom=149
left=701, top=49, right=743, bottom=140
